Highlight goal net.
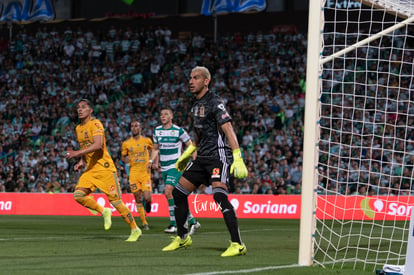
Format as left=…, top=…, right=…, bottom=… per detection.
left=302, top=0, right=414, bottom=272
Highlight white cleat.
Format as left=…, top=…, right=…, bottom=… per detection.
left=189, top=221, right=201, bottom=235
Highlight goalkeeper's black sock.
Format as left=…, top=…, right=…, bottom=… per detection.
left=173, top=184, right=190, bottom=238
left=213, top=187, right=242, bottom=244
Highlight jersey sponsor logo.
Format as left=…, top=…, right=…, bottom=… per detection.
left=212, top=168, right=220, bottom=178
left=156, top=129, right=180, bottom=138
left=84, top=131, right=89, bottom=139
left=160, top=143, right=179, bottom=148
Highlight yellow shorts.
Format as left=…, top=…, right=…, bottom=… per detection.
left=77, top=169, right=122, bottom=201
left=129, top=172, right=152, bottom=193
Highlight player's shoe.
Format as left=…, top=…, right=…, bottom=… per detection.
left=142, top=224, right=150, bottom=231
left=220, top=241, right=247, bottom=257
left=189, top=221, right=201, bottom=235
left=102, top=207, right=112, bottom=231
left=164, top=225, right=177, bottom=233
left=125, top=228, right=142, bottom=242
left=143, top=200, right=152, bottom=213
left=162, top=235, right=192, bottom=251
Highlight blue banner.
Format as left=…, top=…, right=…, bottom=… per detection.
left=0, top=0, right=55, bottom=22
left=201, top=0, right=267, bottom=16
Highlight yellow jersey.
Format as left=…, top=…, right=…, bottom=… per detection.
left=75, top=118, right=116, bottom=172
left=121, top=135, right=153, bottom=175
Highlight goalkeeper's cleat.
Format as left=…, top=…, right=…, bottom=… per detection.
left=142, top=224, right=150, bottom=231
left=221, top=241, right=247, bottom=257
left=162, top=235, right=192, bottom=251
left=125, top=228, right=142, bottom=242
left=189, top=221, right=201, bottom=235
left=164, top=225, right=177, bottom=233
left=144, top=200, right=152, bottom=213
left=102, top=207, right=112, bottom=231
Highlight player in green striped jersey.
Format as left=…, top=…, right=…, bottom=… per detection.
left=150, top=108, right=200, bottom=234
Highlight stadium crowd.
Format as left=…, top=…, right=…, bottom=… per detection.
left=0, top=22, right=308, bottom=195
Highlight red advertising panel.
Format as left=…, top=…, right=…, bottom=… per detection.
left=0, top=193, right=300, bottom=219
left=317, top=195, right=414, bottom=221
left=0, top=193, right=413, bottom=220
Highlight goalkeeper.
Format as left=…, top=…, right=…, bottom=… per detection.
left=162, top=66, right=248, bottom=257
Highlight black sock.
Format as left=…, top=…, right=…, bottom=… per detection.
left=173, top=185, right=190, bottom=238
left=213, top=187, right=242, bottom=244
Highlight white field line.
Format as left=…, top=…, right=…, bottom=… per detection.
left=184, top=264, right=303, bottom=275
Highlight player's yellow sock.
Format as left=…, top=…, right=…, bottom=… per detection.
left=112, top=200, right=138, bottom=230
left=136, top=203, right=148, bottom=226
left=74, top=190, right=104, bottom=213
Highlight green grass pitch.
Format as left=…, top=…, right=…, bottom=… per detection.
left=0, top=215, right=374, bottom=274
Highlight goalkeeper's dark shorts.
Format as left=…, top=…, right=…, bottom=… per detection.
left=182, top=156, right=231, bottom=188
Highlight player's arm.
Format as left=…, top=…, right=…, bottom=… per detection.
left=120, top=141, right=129, bottom=164
left=121, top=154, right=129, bottom=164
left=149, top=143, right=160, bottom=170
left=65, top=135, right=103, bottom=159
left=74, top=157, right=85, bottom=171
left=220, top=122, right=248, bottom=179
left=220, top=122, right=239, bottom=151
left=193, top=131, right=199, bottom=147
left=184, top=139, right=197, bottom=160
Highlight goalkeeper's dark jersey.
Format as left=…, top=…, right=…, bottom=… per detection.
left=191, top=90, right=233, bottom=160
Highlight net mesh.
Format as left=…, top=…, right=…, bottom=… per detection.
left=314, top=0, right=414, bottom=271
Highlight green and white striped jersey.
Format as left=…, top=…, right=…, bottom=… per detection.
left=153, top=124, right=191, bottom=172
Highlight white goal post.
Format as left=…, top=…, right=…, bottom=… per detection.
left=300, top=0, right=414, bottom=271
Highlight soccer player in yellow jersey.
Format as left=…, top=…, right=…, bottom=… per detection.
left=121, top=120, right=153, bottom=230
left=65, top=99, right=141, bottom=242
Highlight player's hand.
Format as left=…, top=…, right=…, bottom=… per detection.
left=74, top=160, right=85, bottom=171
left=65, top=149, right=77, bottom=159
left=175, top=143, right=197, bottom=172
left=230, top=148, right=248, bottom=179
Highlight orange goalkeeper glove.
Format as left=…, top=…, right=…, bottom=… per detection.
left=230, top=148, right=248, bottom=179
left=176, top=143, right=197, bottom=172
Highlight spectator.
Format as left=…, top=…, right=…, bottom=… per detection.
left=0, top=24, right=308, bottom=196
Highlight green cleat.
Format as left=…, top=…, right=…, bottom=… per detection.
left=102, top=207, right=112, bottom=231
left=162, top=235, right=192, bottom=251
left=125, top=228, right=142, bottom=242
left=220, top=241, right=247, bottom=257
